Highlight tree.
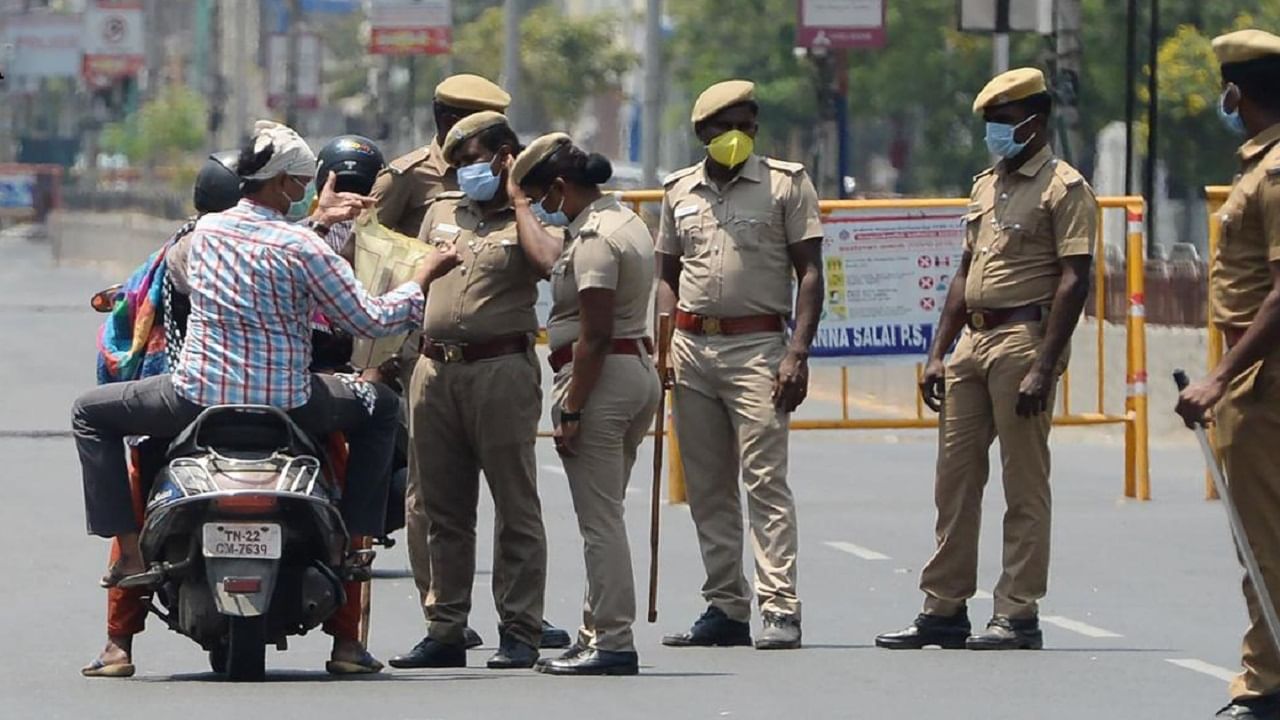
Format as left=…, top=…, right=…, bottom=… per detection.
left=102, top=85, right=207, bottom=167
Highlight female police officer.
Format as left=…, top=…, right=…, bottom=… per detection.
left=508, top=134, right=661, bottom=676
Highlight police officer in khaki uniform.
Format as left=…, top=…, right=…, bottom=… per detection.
left=1177, top=30, right=1280, bottom=720
left=876, top=68, right=1097, bottom=652
left=371, top=73, right=510, bottom=239
left=507, top=133, right=661, bottom=676
left=656, top=80, right=825, bottom=651
left=388, top=112, right=549, bottom=671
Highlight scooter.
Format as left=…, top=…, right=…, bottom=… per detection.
left=118, top=404, right=372, bottom=681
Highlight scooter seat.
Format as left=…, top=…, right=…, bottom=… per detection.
left=167, top=405, right=324, bottom=460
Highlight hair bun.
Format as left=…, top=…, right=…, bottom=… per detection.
left=583, top=152, right=613, bottom=185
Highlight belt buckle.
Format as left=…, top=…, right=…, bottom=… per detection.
left=442, top=344, right=465, bottom=363
left=702, top=317, right=722, bottom=335
left=970, top=312, right=986, bottom=330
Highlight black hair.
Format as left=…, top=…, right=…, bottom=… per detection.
left=1224, top=57, right=1280, bottom=113
left=235, top=140, right=275, bottom=194
left=474, top=124, right=522, bottom=156
left=520, top=142, right=613, bottom=190
left=1023, top=92, right=1054, bottom=118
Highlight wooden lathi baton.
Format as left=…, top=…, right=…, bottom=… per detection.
left=648, top=313, right=674, bottom=623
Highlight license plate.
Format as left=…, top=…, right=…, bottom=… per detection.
left=202, top=522, right=282, bottom=560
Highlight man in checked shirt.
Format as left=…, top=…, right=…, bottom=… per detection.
left=71, top=121, right=461, bottom=673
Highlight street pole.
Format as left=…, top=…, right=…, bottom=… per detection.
left=233, top=2, right=248, bottom=144
left=835, top=50, right=850, bottom=199
left=502, top=0, right=523, bottom=132
left=992, top=0, right=1010, bottom=75
left=1054, top=0, right=1083, bottom=165
left=1144, top=0, right=1158, bottom=256
left=285, top=0, right=301, bottom=127
left=1124, top=0, right=1137, bottom=194
left=641, top=0, right=662, bottom=188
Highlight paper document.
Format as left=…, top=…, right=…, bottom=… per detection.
left=350, top=210, right=430, bottom=369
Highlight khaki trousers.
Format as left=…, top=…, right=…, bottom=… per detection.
left=1217, top=353, right=1280, bottom=701
left=671, top=330, right=799, bottom=622
left=552, top=354, right=661, bottom=652
left=920, top=322, right=1060, bottom=620
left=408, top=349, right=547, bottom=647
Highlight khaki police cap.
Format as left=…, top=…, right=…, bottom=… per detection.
left=435, top=73, right=511, bottom=112
left=691, top=80, right=756, bottom=124
left=972, top=67, right=1047, bottom=113
left=441, top=111, right=510, bottom=163
left=511, top=132, right=572, bottom=186
left=1212, top=29, right=1280, bottom=66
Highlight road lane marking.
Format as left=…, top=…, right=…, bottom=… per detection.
left=1041, top=615, right=1123, bottom=638
left=540, top=464, right=566, bottom=476
left=825, top=541, right=890, bottom=561
left=1166, top=658, right=1236, bottom=683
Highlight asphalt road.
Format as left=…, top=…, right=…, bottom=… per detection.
left=0, top=223, right=1252, bottom=719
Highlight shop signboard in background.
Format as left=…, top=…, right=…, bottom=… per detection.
left=267, top=33, right=322, bottom=110
left=0, top=168, right=36, bottom=217
left=810, top=208, right=966, bottom=363
left=796, top=0, right=887, bottom=50
left=0, top=14, right=82, bottom=87
left=81, top=0, right=145, bottom=89
left=367, top=0, right=452, bottom=55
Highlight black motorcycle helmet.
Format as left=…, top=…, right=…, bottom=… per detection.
left=193, top=150, right=242, bottom=214
left=315, top=135, right=385, bottom=196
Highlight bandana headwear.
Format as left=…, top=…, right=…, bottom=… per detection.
left=242, top=120, right=317, bottom=180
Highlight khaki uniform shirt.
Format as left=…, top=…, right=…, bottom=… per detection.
left=417, top=192, right=540, bottom=343
left=547, top=194, right=656, bottom=350
left=963, top=146, right=1098, bottom=310
left=371, top=139, right=456, bottom=239
left=1212, top=124, right=1280, bottom=329
left=657, top=155, right=823, bottom=317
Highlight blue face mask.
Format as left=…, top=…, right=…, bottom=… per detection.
left=282, top=176, right=314, bottom=221
left=457, top=159, right=501, bottom=202
left=1219, top=88, right=1247, bottom=137
left=984, top=115, right=1037, bottom=159
left=532, top=190, right=569, bottom=227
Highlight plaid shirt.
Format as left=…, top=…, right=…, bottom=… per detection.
left=173, top=199, right=424, bottom=409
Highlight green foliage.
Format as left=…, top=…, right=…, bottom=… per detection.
left=452, top=4, right=637, bottom=126
left=101, top=85, right=207, bottom=166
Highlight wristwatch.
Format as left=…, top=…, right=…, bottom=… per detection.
left=304, top=219, right=330, bottom=237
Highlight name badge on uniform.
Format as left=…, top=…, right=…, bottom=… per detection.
left=674, top=204, right=699, bottom=219
left=435, top=223, right=461, bottom=236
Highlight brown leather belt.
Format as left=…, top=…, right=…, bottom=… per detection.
left=420, top=334, right=530, bottom=364
left=548, top=337, right=654, bottom=373
left=675, top=309, right=785, bottom=337
left=1223, top=327, right=1245, bottom=350
left=966, top=305, right=1046, bottom=332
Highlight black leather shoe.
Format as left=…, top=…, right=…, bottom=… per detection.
left=1216, top=696, right=1280, bottom=719
left=662, top=606, right=752, bottom=647
left=387, top=636, right=466, bottom=668
left=536, top=648, right=639, bottom=676
left=540, top=620, right=572, bottom=649
left=463, top=627, right=484, bottom=650
left=536, top=642, right=587, bottom=668
left=755, top=612, right=801, bottom=650
left=487, top=633, right=539, bottom=669
left=965, top=615, right=1043, bottom=650
left=875, top=610, right=971, bottom=650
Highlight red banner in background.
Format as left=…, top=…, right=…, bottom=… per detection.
left=367, top=0, right=452, bottom=56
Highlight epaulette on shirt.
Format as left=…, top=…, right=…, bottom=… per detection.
left=1051, top=159, right=1087, bottom=189
left=388, top=146, right=431, bottom=175
left=762, top=157, right=806, bottom=176
left=662, top=165, right=699, bottom=187
left=973, top=167, right=996, bottom=181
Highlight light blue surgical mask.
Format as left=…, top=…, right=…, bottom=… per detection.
left=1219, top=88, right=1247, bottom=137
left=457, top=160, right=501, bottom=201
left=984, top=114, right=1038, bottom=159
left=532, top=191, right=569, bottom=227
left=282, top=175, right=314, bottom=221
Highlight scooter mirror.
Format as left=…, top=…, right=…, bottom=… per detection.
left=90, top=284, right=123, bottom=313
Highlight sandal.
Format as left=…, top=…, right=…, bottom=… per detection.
left=325, top=650, right=384, bottom=676
left=81, top=658, right=136, bottom=678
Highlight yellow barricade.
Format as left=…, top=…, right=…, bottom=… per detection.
left=534, top=192, right=1154, bottom=503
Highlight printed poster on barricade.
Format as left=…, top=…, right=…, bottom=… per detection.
left=811, top=207, right=965, bottom=364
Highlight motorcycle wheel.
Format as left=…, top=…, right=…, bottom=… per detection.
left=226, top=616, right=266, bottom=681
left=209, top=644, right=228, bottom=674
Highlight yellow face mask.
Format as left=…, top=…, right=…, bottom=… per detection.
left=706, top=130, right=754, bottom=168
